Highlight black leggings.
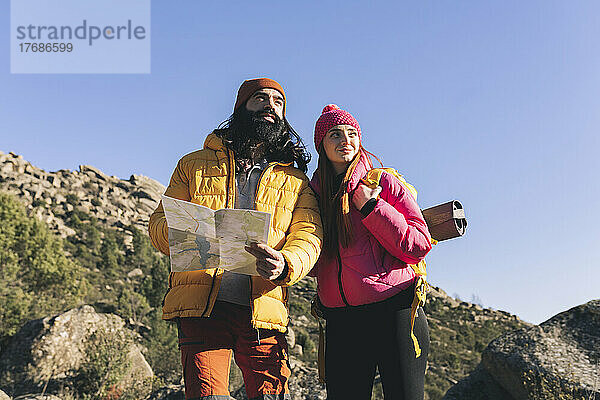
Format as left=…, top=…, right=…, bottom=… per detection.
left=324, top=306, right=429, bottom=400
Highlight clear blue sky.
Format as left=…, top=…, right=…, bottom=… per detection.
left=1, top=1, right=599, bottom=324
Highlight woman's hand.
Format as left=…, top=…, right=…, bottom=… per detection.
left=352, top=184, right=382, bottom=210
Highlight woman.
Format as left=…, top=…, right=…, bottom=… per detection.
left=310, top=104, right=433, bottom=400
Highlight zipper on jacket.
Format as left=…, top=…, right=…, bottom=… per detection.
left=225, top=148, right=233, bottom=209
left=253, top=161, right=277, bottom=212
left=247, top=163, right=270, bottom=331
left=336, top=250, right=350, bottom=306
left=200, top=148, right=236, bottom=317
left=249, top=161, right=287, bottom=334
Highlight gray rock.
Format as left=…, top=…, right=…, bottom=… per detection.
left=286, top=327, right=296, bottom=349
left=444, top=300, right=600, bottom=400
left=295, top=315, right=309, bottom=326
left=45, top=175, right=60, bottom=188
left=129, top=174, right=165, bottom=197
left=443, top=365, right=516, bottom=400
left=0, top=163, right=14, bottom=174
left=0, top=305, right=153, bottom=398
left=79, top=165, right=108, bottom=181
left=127, top=268, right=144, bottom=278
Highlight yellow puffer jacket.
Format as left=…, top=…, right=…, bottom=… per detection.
left=148, top=133, right=323, bottom=332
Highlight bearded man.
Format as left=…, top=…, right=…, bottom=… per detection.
left=148, top=78, right=323, bottom=400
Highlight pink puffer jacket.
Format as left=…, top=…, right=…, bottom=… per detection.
left=310, top=153, right=432, bottom=308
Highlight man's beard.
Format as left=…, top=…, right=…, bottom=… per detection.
left=226, top=108, right=288, bottom=161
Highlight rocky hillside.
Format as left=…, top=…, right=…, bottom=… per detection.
left=0, top=151, right=164, bottom=240
left=0, top=150, right=566, bottom=400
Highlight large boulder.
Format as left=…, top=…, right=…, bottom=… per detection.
left=444, top=300, right=600, bottom=400
left=0, top=305, right=153, bottom=398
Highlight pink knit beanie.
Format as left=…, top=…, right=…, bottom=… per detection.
left=314, top=104, right=361, bottom=150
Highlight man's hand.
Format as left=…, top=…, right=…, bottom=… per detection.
left=352, top=183, right=382, bottom=210
left=245, top=242, right=287, bottom=281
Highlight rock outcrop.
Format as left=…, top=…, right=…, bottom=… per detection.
left=444, top=300, right=600, bottom=400
left=0, top=150, right=164, bottom=240
left=0, top=305, right=153, bottom=399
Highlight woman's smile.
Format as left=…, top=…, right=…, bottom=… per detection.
left=322, top=124, right=361, bottom=173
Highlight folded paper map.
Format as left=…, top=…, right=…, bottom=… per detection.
left=162, top=195, right=271, bottom=276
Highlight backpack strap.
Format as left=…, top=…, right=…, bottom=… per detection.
left=362, top=167, right=434, bottom=358
left=362, top=167, right=418, bottom=200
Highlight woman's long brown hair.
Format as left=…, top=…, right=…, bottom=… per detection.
left=316, top=144, right=381, bottom=258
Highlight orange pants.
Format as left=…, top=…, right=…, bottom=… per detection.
left=177, top=301, right=291, bottom=400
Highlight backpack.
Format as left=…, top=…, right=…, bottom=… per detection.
left=312, top=168, right=434, bottom=383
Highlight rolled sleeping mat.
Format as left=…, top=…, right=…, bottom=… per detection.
left=421, top=200, right=467, bottom=242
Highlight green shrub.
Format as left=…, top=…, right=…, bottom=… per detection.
left=65, top=193, right=79, bottom=205
left=100, top=230, right=123, bottom=278
left=0, top=287, right=33, bottom=339
left=289, top=295, right=310, bottom=315
left=0, top=193, right=88, bottom=342
left=116, top=288, right=151, bottom=326
left=295, top=327, right=316, bottom=361
left=127, top=226, right=170, bottom=309
left=144, top=311, right=181, bottom=384
left=75, top=327, right=132, bottom=399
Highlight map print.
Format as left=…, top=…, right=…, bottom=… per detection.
left=162, top=195, right=270, bottom=275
